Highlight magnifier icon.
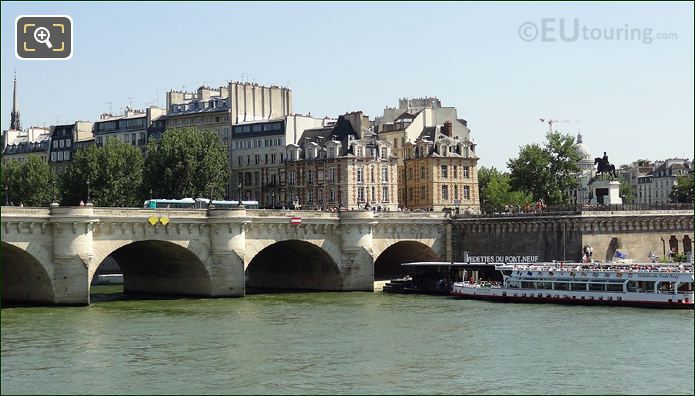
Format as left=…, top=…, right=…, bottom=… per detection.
left=33, top=27, right=53, bottom=49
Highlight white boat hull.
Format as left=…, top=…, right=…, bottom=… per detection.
left=451, top=285, right=694, bottom=309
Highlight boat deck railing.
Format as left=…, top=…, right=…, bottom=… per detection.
left=497, top=263, right=693, bottom=273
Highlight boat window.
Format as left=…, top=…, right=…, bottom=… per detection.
left=658, top=282, right=676, bottom=293
left=569, top=283, right=587, bottom=291
left=641, top=281, right=656, bottom=292
left=534, top=281, right=552, bottom=290
left=677, top=282, right=693, bottom=292
left=588, top=283, right=605, bottom=291
left=627, top=281, right=638, bottom=292
left=554, top=282, right=569, bottom=291
left=521, top=281, right=534, bottom=289
left=606, top=283, right=624, bottom=292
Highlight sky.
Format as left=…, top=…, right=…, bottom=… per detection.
left=1, top=1, right=693, bottom=170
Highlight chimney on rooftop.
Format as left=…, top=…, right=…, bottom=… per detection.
left=442, top=121, right=453, bottom=137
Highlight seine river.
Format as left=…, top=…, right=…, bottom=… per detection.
left=2, top=288, right=693, bottom=394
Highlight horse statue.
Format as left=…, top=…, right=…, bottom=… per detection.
left=594, top=152, right=618, bottom=178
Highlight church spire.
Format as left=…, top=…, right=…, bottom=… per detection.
left=10, top=70, right=21, bottom=131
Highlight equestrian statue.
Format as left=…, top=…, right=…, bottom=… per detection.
left=594, top=151, right=618, bottom=179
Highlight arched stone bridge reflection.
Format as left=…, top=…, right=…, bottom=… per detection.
left=1, top=206, right=449, bottom=305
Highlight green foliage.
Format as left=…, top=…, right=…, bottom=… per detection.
left=143, top=127, right=230, bottom=200
left=478, top=166, right=532, bottom=214
left=619, top=178, right=636, bottom=204
left=61, top=137, right=144, bottom=206
left=1, top=155, right=56, bottom=207
left=659, top=252, right=687, bottom=263
left=507, top=131, right=580, bottom=205
left=670, top=173, right=694, bottom=203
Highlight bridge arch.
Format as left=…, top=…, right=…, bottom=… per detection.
left=246, top=239, right=342, bottom=291
left=2, top=242, right=55, bottom=305
left=373, top=240, right=441, bottom=280
left=91, top=240, right=212, bottom=297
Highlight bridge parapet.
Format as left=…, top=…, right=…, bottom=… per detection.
left=93, top=207, right=208, bottom=219
left=580, top=209, right=694, bottom=217
left=1, top=206, right=50, bottom=218
left=373, top=212, right=448, bottom=220
left=247, top=209, right=338, bottom=219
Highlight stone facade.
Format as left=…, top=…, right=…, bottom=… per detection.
left=284, top=112, right=399, bottom=211
left=1, top=127, right=51, bottom=164
left=48, top=121, right=93, bottom=174
left=452, top=210, right=694, bottom=264
left=650, top=159, right=692, bottom=203
left=402, top=121, right=479, bottom=211
left=165, top=86, right=232, bottom=144
left=94, top=106, right=166, bottom=149
left=232, top=115, right=335, bottom=206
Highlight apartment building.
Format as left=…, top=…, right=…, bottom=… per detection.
left=402, top=121, right=479, bottom=212
left=283, top=112, right=398, bottom=211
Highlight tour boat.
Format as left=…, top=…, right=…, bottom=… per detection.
left=451, top=262, right=694, bottom=309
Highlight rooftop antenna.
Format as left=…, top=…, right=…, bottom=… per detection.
left=105, top=101, right=113, bottom=113
left=54, top=115, right=61, bottom=125
left=128, top=97, right=134, bottom=108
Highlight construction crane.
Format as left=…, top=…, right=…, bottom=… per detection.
left=539, top=118, right=581, bottom=133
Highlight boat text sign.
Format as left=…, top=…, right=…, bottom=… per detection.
left=467, top=255, right=540, bottom=263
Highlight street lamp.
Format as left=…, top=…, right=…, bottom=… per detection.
left=149, top=189, right=153, bottom=200
left=5, top=185, right=8, bottom=206
left=271, top=191, right=276, bottom=209
left=86, top=180, right=91, bottom=203
left=237, top=182, right=242, bottom=207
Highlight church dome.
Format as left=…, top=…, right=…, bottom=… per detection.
left=574, top=133, right=591, bottom=160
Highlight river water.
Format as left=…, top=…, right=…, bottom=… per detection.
left=2, top=288, right=693, bottom=394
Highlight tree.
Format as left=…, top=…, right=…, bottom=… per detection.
left=61, top=137, right=144, bottom=206
left=507, top=131, right=580, bottom=205
left=478, top=166, right=532, bottom=214
left=1, top=155, right=56, bottom=206
left=143, top=127, right=230, bottom=200
left=619, top=178, right=636, bottom=204
left=670, top=173, right=694, bottom=203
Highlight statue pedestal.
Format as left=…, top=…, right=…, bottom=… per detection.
left=590, top=180, right=622, bottom=205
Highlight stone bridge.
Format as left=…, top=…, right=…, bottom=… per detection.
left=1, top=205, right=450, bottom=305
